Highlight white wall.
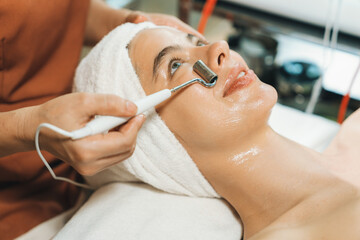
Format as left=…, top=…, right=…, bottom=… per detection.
left=223, top=0, right=360, bottom=38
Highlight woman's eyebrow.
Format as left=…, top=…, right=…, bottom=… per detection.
left=153, top=45, right=182, bottom=79
left=186, top=33, right=196, bottom=43
left=187, top=33, right=208, bottom=45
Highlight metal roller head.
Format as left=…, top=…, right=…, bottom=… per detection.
left=170, top=60, right=218, bottom=93
left=193, top=60, right=218, bottom=84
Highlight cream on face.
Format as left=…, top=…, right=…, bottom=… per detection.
left=128, top=27, right=277, bottom=165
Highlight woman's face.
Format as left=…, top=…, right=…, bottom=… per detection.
left=129, top=27, right=277, bottom=158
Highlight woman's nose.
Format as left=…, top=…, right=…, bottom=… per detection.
left=206, top=40, right=230, bottom=71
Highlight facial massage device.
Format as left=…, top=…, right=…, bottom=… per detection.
left=69, top=60, right=217, bottom=139
left=35, top=60, right=217, bottom=188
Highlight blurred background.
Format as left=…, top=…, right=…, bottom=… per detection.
left=105, top=0, right=360, bottom=121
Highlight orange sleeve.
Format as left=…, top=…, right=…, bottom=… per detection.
left=0, top=0, right=90, bottom=239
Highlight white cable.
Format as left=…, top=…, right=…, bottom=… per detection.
left=329, top=0, right=343, bottom=50
left=305, top=0, right=334, bottom=113
left=347, top=58, right=360, bottom=95
left=35, top=123, right=93, bottom=189
left=326, top=0, right=343, bottom=66
left=306, top=0, right=343, bottom=113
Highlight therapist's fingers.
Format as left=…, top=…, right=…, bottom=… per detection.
left=126, top=10, right=149, bottom=24
left=71, top=115, right=145, bottom=175
left=127, top=11, right=206, bottom=42
left=147, top=13, right=206, bottom=41
left=83, top=93, right=138, bottom=118
left=89, top=114, right=145, bottom=159
left=35, top=93, right=147, bottom=176
left=80, top=151, right=135, bottom=176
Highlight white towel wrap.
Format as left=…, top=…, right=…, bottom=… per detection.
left=73, top=22, right=220, bottom=198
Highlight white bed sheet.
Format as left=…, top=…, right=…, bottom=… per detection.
left=55, top=183, right=242, bottom=240
left=269, top=104, right=339, bottom=152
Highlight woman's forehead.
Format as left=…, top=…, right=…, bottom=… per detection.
left=140, top=27, right=182, bottom=38
left=129, top=27, right=187, bottom=68
left=131, top=27, right=185, bottom=51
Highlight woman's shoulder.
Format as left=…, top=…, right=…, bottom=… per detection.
left=322, top=108, right=360, bottom=187
left=249, top=195, right=360, bottom=240
left=325, top=108, right=360, bottom=154
left=248, top=227, right=308, bottom=240
left=340, top=107, right=360, bottom=137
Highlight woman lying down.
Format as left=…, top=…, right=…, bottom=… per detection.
left=74, top=22, right=360, bottom=239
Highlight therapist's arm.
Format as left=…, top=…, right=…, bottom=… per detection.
left=0, top=107, right=37, bottom=155
left=84, top=0, right=204, bottom=46
left=0, top=93, right=145, bottom=175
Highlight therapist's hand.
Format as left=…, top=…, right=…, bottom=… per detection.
left=84, top=0, right=205, bottom=45
left=34, top=93, right=145, bottom=175
left=126, top=11, right=206, bottom=41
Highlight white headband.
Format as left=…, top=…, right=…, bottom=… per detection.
left=73, top=22, right=219, bottom=198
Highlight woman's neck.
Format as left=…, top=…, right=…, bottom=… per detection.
left=199, top=125, right=341, bottom=238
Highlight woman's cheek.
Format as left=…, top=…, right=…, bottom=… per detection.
left=177, top=98, right=227, bottom=148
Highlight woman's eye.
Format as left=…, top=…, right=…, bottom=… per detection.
left=170, top=61, right=182, bottom=75
left=197, top=41, right=206, bottom=47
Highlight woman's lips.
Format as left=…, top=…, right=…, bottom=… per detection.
left=223, top=69, right=256, bottom=97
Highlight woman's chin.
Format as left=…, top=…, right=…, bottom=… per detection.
left=247, top=82, right=277, bottom=125
left=249, top=80, right=277, bottom=112
left=266, top=84, right=278, bottom=107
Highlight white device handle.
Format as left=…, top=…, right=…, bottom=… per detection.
left=71, top=89, right=171, bottom=139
